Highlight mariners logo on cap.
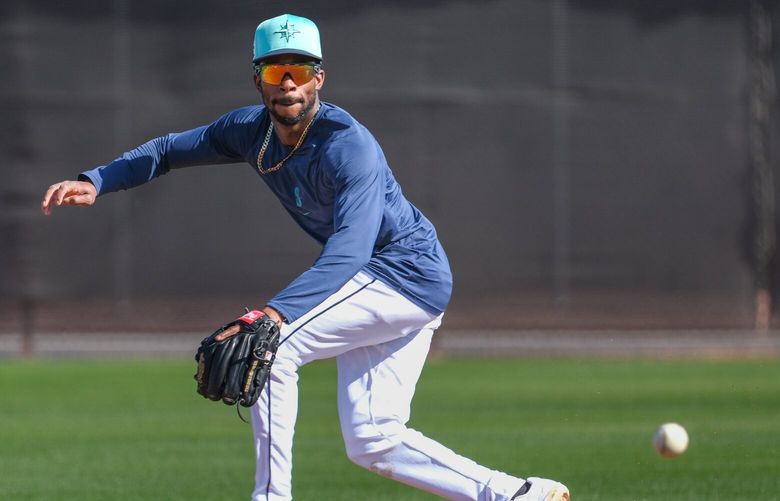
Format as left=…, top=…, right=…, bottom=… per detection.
left=274, top=21, right=300, bottom=43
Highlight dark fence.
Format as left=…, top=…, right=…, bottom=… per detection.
left=2, top=0, right=779, bottom=334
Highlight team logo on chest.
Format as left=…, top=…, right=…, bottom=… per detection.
left=294, top=186, right=303, bottom=207
left=293, top=186, right=310, bottom=215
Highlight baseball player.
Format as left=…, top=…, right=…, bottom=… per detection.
left=41, top=13, right=570, bottom=501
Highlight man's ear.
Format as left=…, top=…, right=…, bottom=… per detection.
left=315, top=69, right=325, bottom=91
left=253, top=73, right=263, bottom=91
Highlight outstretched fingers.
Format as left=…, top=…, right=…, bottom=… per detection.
left=41, top=180, right=97, bottom=215
left=41, top=183, right=63, bottom=215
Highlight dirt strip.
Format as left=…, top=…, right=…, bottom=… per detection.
left=2, top=329, right=778, bottom=359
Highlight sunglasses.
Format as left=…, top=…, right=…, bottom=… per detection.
left=255, top=62, right=321, bottom=86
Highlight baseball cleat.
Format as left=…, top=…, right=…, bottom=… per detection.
left=511, top=476, right=570, bottom=501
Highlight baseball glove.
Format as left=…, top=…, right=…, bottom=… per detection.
left=194, top=309, right=280, bottom=408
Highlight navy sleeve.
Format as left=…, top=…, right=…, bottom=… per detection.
left=267, top=143, right=384, bottom=323
left=79, top=107, right=260, bottom=195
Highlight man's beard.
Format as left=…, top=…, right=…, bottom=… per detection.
left=267, top=94, right=318, bottom=126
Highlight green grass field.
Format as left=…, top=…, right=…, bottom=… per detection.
left=1, top=357, right=778, bottom=500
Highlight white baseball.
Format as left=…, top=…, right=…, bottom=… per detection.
left=653, top=422, right=689, bottom=458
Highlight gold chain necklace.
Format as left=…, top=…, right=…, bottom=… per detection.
left=256, top=105, right=320, bottom=175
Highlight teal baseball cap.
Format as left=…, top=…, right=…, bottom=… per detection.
left=253, top=14, right=322, bottom=63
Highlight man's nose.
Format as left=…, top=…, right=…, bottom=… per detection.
left=278, top=72, right=297, bottom=90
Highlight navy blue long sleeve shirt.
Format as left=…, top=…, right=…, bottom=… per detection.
left=80, top=102, right=452, bottom=323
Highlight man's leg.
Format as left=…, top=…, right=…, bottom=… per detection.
left=250, top=344, right=299, bottom=501
left=250, top=272, right=438, bottom=500
left=337, top=283, right=526, bottom=501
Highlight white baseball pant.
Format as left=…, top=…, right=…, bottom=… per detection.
left=251, top=272, right=524, bottom=500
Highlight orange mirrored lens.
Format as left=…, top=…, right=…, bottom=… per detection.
left=260, top=64, right=317, bottom=86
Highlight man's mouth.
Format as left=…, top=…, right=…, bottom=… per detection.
left=274, top=99, right=304, bottom=107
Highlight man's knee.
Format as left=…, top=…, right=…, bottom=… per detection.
left=343, top=424, right=407, bottom=473
left=345, top=444, right=398, bottom=478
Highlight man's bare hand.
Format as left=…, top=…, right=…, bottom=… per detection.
left=41, top=180, right=97, bottom=215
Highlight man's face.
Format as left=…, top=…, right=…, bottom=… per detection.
left=255, top=54, right=325, bottom=126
